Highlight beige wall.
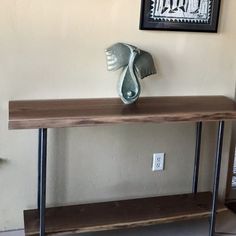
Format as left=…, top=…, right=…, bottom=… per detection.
left=0, top=0, right=236, bottom=231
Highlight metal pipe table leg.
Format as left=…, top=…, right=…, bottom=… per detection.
left=38, top=128, right=48, bottom=236
left=38, top=129, right=42, bottom=210
left=209, top=121, right=225, bottom=236
left=193, top=122, right=202, bottom=194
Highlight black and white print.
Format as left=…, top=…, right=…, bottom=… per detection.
left=140, top=0, right=221, bottom=32
left=151, top=0, right=211, bottom=23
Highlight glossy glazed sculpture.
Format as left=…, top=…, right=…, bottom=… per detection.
left=105, top=43, right=156, bottom=104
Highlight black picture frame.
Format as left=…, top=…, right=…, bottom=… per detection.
left=140, top=0, right=221, bottom=32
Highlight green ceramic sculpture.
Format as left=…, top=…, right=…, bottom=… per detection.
left=105, top=43, right=156, bottom=104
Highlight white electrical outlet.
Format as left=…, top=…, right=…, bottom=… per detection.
left=152, top=153, right=165, bottom=171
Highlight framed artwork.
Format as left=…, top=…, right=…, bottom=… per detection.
left=140, top=0, right=221, bottom=32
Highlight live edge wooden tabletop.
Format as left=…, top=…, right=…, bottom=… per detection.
left=8, top=96, right=236, bottom=130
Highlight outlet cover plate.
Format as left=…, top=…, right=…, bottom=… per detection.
left=152, top=153, right=165, bottom=171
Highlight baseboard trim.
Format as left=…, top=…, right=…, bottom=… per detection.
left=0, top=229, right=24, bottom=236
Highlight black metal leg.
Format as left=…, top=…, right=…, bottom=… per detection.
left=38, top=129, right=42, bottom=210
left=209, top=121, right=225, bottom=236
left=193, top=122, right=202, bottom=194
left=38, top=128, right=47, bottom=236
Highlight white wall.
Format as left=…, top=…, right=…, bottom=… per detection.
left=0, top=0, right=236, bottom=230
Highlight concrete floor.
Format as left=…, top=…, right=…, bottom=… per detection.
left=1, top=210, right=236, bottom=236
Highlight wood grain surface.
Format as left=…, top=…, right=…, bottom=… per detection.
left=24, top=192, right=227, bottom=236
left=9, top=96, right=236, bottom=129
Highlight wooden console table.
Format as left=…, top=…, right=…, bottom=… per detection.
left=8, top=96, right=236, bottom=236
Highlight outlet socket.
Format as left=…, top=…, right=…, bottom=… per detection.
left=152, top=153, right=165, bottom=171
